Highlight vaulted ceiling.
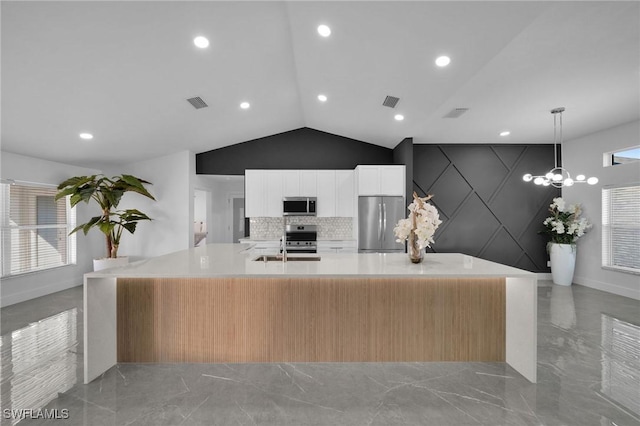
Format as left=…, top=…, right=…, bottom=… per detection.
left=2, top=1, right=638, bottom=168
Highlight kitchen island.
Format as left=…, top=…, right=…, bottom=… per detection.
left=84, top=244, right=537, bottom=384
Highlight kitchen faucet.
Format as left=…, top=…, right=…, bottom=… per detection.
left=280, top=215, right=287, bottom=263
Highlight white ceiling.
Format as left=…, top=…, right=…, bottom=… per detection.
left=2, top=1, right=639, bottom=168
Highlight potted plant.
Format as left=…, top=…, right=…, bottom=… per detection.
left=55, top=174, right=155, bottom=271
left=540, top=197, right=591, bottom=286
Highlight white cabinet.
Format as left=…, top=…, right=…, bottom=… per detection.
left=335, top=170, right=354, bottom=217
left=265, top=171, right=283, bottom=217
left=316, top=170, right=336, bottom=217
left=282, top=170, right=317, bottom=196
left=356, top=165, right=405, bottom=196
left=300, top=171, right=317, bottom=196
left=316, top=170, right=354, bottom=217
left=356, top=166, right=380, bottom=196
left=244, top=170, right=265, bottom=218
left=282, top=170, right=300, bottom=196
left=317, top=240, right=357, bottom=254
left=244, top=168, right=356, bottom=218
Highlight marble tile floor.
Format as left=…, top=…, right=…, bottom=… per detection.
left=1, top=281, right=638, bottom=426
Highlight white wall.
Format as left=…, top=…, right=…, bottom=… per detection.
left=117, top=151, right=194, bottom=258
left=563, top=120, right=640, bottom=300
left=0, top=151, right=102, bottom=307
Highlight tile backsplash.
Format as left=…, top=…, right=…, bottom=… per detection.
left=249, top=217, right=353, bottom=240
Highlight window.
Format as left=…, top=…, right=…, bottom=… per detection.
left=1, top=182, right=76, bottom=277
left=602, top=184, right=640, bottom=274
left=604, top=146, right=640, bottom=167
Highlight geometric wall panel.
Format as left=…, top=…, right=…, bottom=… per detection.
left=427, top=166, right=472, bottom=218
left=482, top=228, right=524, bottom=266
left=441, top=145, right=509, bottom=201
left=413, top=145, right=450, bottom=193
left=433, top=193, right=501, bottom=257
left=414, top=144, right=558, bottom=272
left=493, top=145, right=526, bottom=169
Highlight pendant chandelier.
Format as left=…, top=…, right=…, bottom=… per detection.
left=523, top=107, right=598, bottom=188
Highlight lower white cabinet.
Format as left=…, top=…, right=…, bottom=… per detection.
left=317, top=240, right=357, bottom=254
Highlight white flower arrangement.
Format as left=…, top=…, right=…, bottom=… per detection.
left=541, top=197, right=591, bottom=245
left=394, top=192, right=442, bottom=250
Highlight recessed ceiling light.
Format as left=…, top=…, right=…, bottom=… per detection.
left=317, top=25, right=331, bottom=37
left=500, top=131, right=511, bottom=136
left=79, top=133, right=93, bottom=140
left=317, top=94, right=327, bottom=102
left=193, top=36, right=209, bottom=48
left=240, top=102, right=250, bottom=109
left=435, top=56, right=451, bottom=67
left=394, top=114, right=404, bottom=121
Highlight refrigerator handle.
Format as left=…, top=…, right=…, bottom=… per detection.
left=382, top=203, right=387, bottom=240
left=378, top=203, right=383, bottom=241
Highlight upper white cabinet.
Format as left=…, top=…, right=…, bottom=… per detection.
left=282, top=170, right=317, bottom=197
left=244, top=168, right=355, bottom=217
left=244, top=170, right=265, bottom=218
left=265, top=171, right=283, bottom=216
left=282, top=170, right=300, bottom=196
left=335, top=170, right=354, bottom=217
left=355, top=165, right=405, bottom=196
left=316, top=170, right=336, bottom=217
left=300, top=171, right=317, bottom=196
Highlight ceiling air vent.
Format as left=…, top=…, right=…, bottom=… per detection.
left=382, top=95, right=400, bottom=108
left=443, top=108, right=469, bottom=118
left=187, top=96, right=208, bottom=109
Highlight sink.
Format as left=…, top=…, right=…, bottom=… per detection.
left=254, top=255, right=321, bottom=262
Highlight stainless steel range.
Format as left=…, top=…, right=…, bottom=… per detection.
left=282, top=224, right=317, bottom=253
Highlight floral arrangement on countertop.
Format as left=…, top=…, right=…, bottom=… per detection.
left=394, top=192, right=442, bottom=253
left=541, top=197, right=591, bottom=245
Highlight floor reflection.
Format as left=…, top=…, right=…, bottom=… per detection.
left=0, top=308, right=77, bottom=425
left=600, top=313, right=640, bottom=416
left=550, top=285, right=577, bottom=329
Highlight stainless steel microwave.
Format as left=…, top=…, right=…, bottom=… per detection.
left=283, top=197, right=317, bottom=216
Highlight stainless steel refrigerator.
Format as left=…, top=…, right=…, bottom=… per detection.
left=358, top=196, right=405, bottom=253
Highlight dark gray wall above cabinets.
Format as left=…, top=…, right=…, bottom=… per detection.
left=196, top=127, right=393, bottom=175
left=393, top=138, right=414, bottom=207
left=413, top=144, right=559, bottom=273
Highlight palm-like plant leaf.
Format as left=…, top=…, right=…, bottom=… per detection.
left=55, top=174, right=155, bottom=258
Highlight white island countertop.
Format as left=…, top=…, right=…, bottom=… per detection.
left=87, top=243, right=535, bottom=279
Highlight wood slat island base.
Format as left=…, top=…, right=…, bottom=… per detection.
left=84, top=247, right=537, bottom=384
left=117, top=277, right=505, bottom=363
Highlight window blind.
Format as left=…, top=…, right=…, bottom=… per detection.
left=602, top=184, right=640, bottom=274
left=1, top=183, right=76, bottom=277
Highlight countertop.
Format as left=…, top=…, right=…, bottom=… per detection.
left=86, top=243, right=535, bottom=279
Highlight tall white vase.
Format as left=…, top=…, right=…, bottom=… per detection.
left=549, top=243, right=576, bottom=286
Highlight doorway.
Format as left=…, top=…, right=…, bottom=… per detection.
left=193, top=189, right=208, bottom=247
left=229, top=194, right=245, bottom=243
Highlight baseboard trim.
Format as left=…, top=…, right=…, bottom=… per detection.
left=573, top=276, right=640, bottom=300
left=536, top=273, right=552, bottom=280
left=1, top=279, right=82, bottom=307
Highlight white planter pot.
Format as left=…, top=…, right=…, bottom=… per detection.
left=93, top=257, right=129, bottom=272
left=549, top=243, right=576, bottom=286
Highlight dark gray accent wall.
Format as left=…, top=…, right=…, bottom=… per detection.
left=196, top=127, right=393, bottom=174
left=393, top=137, right=414, bottom=207
left=413, top=144, right=559, bottom=272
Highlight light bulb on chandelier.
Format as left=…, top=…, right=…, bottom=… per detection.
left=522, top=107, right=598, bottom=188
